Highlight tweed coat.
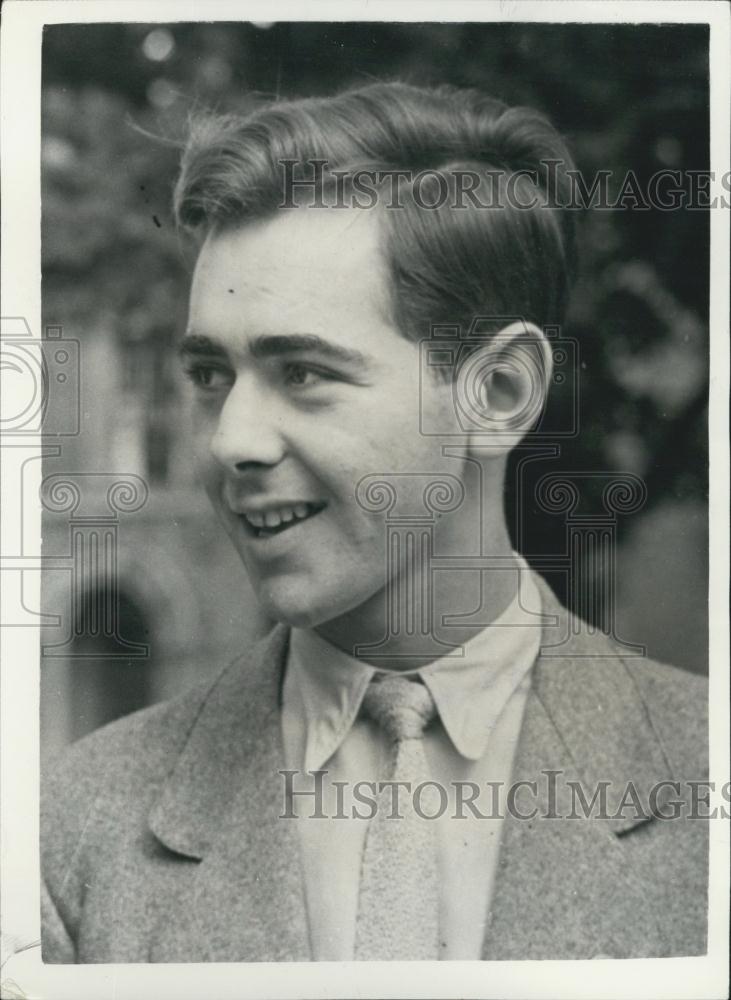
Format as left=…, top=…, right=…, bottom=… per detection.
left=41, top=578, right=708, bottom=963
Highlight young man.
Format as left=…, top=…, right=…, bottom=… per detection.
left=42, top=82, right=708, bottom=963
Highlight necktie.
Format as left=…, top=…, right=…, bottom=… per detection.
left=354, top=673, right=440, bottom=960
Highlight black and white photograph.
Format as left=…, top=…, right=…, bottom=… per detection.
left=0, top=2, right=728, bottom=998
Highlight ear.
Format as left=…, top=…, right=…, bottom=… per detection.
left=454, top=320, right=553, bottom=456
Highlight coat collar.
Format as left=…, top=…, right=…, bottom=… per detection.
left=529, top=573, right=673, bottom=834
left=148, top=577, right=675, bottom=961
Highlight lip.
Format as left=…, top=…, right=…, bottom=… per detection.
left=225, top=495, right=325, bottom=515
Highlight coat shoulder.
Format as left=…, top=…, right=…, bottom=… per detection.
left=40, top=668, right=223, bottom=956
left=622, top=653, right=708, bottom=778
left=43, top=672, right=215, bottom=812
left=42, top=621, right=291, bottom=831
left=41, top=651, right=248, bottom=880
left=42, top=627, right=288, bottom=870
left=40, top=630, right=289, bottom=961
left=534, top=574, right=708, bottom=778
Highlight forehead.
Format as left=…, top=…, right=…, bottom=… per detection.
left=188, top=207, right=394, bottom=348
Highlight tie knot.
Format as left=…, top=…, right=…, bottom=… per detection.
left=361, top=674, right=436, bottom=741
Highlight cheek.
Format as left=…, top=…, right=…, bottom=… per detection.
left=309, top=415, right=439, bottom=513
left=193, top=443, right=222, bottom=506
left=190, top=415, right=217, bottom=473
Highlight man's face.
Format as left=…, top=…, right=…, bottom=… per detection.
left=183, top=207, right=459, bottom=630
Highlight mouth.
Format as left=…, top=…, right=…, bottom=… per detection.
left=237, top=501, right=327, bottom=539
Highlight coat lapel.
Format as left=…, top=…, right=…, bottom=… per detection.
left=483, top=579, right=672, bottom=959
left=148, top=626, right=310, bottom=962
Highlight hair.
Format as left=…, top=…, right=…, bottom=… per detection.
left=173, top=81, right=577, bottom=346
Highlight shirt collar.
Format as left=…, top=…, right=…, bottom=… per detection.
left=286, top=555, right=542, bottom=770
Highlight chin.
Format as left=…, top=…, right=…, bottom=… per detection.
left=256, top=576, right=375, bottom=632
left=257, top=584, right=337, bottom=631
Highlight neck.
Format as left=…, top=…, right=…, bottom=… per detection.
left=315, top=459, right=519, bottom=670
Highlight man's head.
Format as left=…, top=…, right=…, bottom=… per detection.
left=175, top=82, right=576, bottom=631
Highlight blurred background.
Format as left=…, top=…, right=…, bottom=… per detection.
left=40, top=21, right=709, bottom=761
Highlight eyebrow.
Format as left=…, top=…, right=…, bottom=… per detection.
left=178, top=333, right=227, bottom=359
left=179, top=332, right=368, bottom=369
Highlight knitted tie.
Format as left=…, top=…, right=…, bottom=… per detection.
left=354, top=673, right=440, bottom=961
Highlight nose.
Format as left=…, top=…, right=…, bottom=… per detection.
left=209, top=377, right=286, bottom=471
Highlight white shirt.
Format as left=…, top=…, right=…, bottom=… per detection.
left=281, top=556, right=542, bottom=960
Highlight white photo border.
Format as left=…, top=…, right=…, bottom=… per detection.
left=1, top=2, right=728, bottom=998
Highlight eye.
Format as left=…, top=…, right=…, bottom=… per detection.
left=183, top=363, right=232, bottom=391
left=284, top=363, right=329, bottom=388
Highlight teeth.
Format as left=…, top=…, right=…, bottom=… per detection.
left=244, top=502, right=321, bottom=531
